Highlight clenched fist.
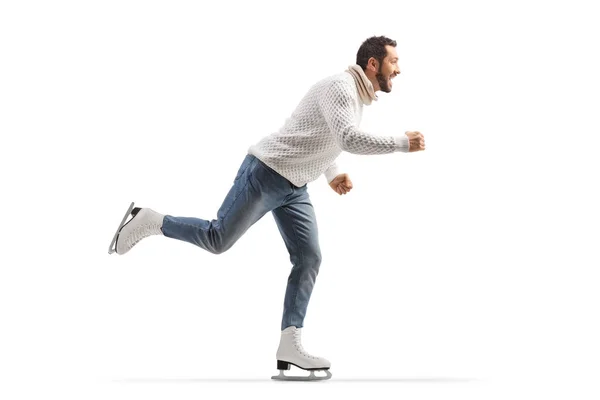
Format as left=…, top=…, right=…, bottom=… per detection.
left=405, top=131, right=426, bottom=152
left=329, top=173, right=353, bottom=195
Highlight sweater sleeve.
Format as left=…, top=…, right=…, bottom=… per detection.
left=323, top=162, right=340, bottom=183
left=319, top=80, right=409, bottom=155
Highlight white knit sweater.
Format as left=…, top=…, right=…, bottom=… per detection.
left=247, top=67, right=410, bottom=187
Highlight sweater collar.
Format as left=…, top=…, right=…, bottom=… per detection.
left=346, top=64, right=378, bottom=105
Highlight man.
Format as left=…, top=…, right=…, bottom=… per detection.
left=108, top=35, right=426, bottom=381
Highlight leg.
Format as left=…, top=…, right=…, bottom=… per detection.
left=272, top=187, right=322, bottom=330
left=161, top=154, right=292, bottom=254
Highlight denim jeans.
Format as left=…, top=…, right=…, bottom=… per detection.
left=161, top=154, right=322, bottom=331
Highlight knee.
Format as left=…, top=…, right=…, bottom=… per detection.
left=211, top=246, right=225, bottom=255
left=304, top=247, right=322, bottom=270
left=211, top=242, right=230, bottom=255
left=210, top=237, right=236, bottom=255
left=314, top=250, right=322, bottom=267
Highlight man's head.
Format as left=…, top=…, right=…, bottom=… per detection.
left=356, top=36, right=400, bottom=93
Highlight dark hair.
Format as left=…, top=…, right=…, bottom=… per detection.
left=356, top=36, right=397, bottom=70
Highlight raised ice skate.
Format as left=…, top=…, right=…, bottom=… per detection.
left=107, top=202, right=165, bottom=255
left=271, top=326, right=332, bottom=381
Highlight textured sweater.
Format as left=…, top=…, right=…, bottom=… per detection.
left=247, top=66, right=410, bottom=187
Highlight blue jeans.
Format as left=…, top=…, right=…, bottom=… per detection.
left=161, top=154, right=322, bottom=331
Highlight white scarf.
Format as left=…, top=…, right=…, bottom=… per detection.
left=345, top=64, right=378, bottom=105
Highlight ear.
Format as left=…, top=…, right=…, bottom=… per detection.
left=367, top=57, right=379, bottom=72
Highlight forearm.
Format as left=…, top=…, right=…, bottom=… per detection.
left=323, top=162, right=340, bottom=183
left=335, top=126, right=409, bottom=155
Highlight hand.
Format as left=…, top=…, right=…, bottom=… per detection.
left=405, top=131, right=425, bottom=152
left=329, top=173, right=353, bottom=195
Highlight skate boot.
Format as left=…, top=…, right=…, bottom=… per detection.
left=271, top=326, right=332, bottom=381
left=107, top=202, right=165, bottom=255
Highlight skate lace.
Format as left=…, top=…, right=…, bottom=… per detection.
left=292, top=329, right=317, bottom=360
left=126, top=222, right=161, bottom=249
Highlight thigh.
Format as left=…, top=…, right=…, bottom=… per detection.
left=216, top=154, right=290, bottom=240
left=271, top=191, right=321, bottom=258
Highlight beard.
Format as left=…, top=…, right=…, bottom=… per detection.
left=376, top=65, right=392, bottom=93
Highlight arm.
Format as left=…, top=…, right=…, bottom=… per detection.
left=324, top=161, right=353, bottom=195
left=319, top=81, right=409, bottom=155
left=323, top=162, right=340, bottom=184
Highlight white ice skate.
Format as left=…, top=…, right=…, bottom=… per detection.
left=271, top=326, right=332, bottom=381
left=107, top=202, right=164, bottom=255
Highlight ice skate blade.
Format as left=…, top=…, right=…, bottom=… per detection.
left=108, top=201, right=135, bottom=254
left=271, top=369, right=332, bottom=381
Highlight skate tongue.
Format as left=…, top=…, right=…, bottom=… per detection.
left=282, top=326, right=298, bottom=333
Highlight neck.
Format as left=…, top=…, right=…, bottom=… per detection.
left=364, top=71, right=380, bottom=92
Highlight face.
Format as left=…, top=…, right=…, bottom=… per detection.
left=374, top=45, right=400, bottom=93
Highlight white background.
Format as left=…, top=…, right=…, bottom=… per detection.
left=1, top=0, right=598, bottom=399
